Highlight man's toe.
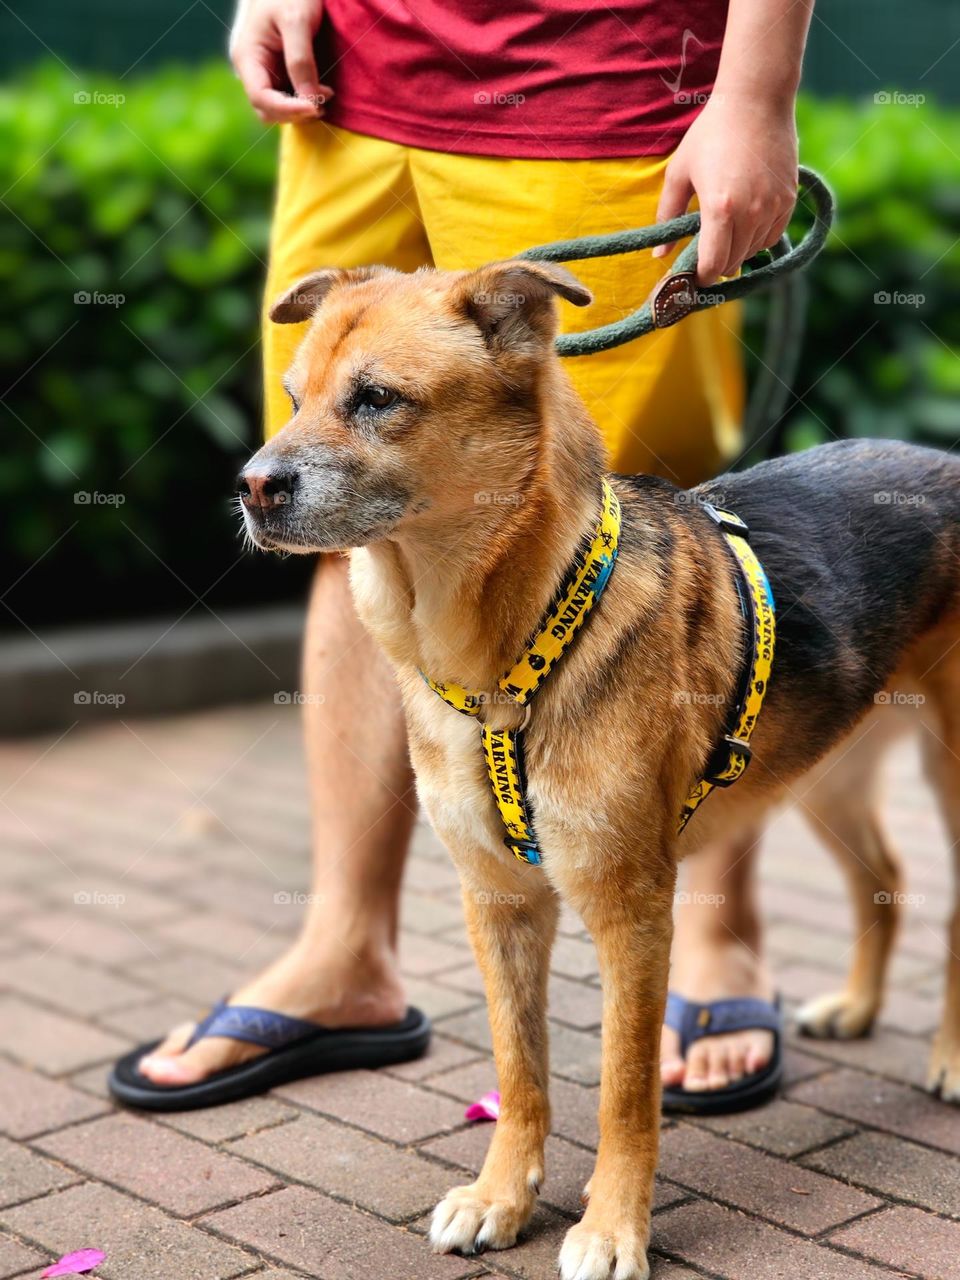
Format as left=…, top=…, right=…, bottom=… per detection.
left=661, top=1055, right=686, bottom=1086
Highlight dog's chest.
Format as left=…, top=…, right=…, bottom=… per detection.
left=405, top=679, right=607, bottom=876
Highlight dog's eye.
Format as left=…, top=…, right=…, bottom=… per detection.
left=356, top=385, right=398, bottom=412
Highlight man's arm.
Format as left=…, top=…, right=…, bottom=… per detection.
left=655, top=0, right=814, bottom=284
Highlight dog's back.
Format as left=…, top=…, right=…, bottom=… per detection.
left=690, top=439, right=960, bottom=755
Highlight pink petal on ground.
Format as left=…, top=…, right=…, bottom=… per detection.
left=464, top=1089, right=500, bottom=1122
left=42, top=1249, right=106, bottom=1276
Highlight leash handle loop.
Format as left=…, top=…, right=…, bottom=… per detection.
left=518, top=166, right=834, bottom=358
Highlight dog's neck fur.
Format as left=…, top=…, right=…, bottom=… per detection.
left=355, top=363, right=607, bottom=697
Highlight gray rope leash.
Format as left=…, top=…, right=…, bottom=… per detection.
left=520, top=166, right=833, bottom=359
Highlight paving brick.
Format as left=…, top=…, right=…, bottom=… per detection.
left=95, top=994, right=207, bottom=1044
left=696, top=1098, right=855, bottom=1158
left=0, top=1136, right=79, bottom=1208
left=785, top=1024, right=931, bottom=1089
left=549, top=937, right=599, bottom=982
left=127, top=951, right=248, bottom=1004
left=433, top=963, right=486, bottom=997
left=790, top=1067, right=960, bottom=1154
left=202, top=1184, right=480, bottom=1279
left=652, top=1198, right=891, bottom=1280
left=158, top=1097, right=298, bottom=1144
left=657, top=1125, right=880, bottom=1234
left=14, top=909, right=167, bottom=965
left=829, top=1205, right=960, bottom=1277
left=547, top=1024, right=602, bottom=1086
left=398, top=933, right=473, bottom=978
left=401, top=891, right=468, bottom=936
left=0, top=995, right=131, bottom=1074
left=65, top=1064, right=111, bottom=1100
left=383, top=1033, right=482, bottom=1084
left=1, top=1182, right=254, bottom=1280
left=152, top=911, right=290, bottom=969
left=0, top=1232, right=46, bottom=1279
left=783, top=1044, right=832, bottom=1086
left=231, top=1113, right=453, bottom=1222
left=274, top=1069, right=465, bottom=1143
left=0, top=1060, right=108, bottom=1139
left=3, top=952, right=148, bottom=1018
left=433, top=1012, right=602, bottom=1086
left=402, top=976, right=486, bottom=1022
left=804, top=1130, right=960, bottom=1217
left=430, top=1063, right=600, bottom=1149
left=546, top=975, right=602, bottom=1030
left=38, top=1114, right=278, bottom=1217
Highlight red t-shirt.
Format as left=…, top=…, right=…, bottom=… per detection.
left=317, top=1, right=728, bottom=159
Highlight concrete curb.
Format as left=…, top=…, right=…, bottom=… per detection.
left=0, top=604, right=304, bottom=736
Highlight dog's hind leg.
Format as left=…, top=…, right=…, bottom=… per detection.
left=430, top=869, right=557, bottom=1255
left=794, top=712, right=904, bottom=1040
left=917, top=656, right=960, bottom=1101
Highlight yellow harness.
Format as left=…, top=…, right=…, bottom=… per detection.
left=677, top=504, right=777, bottom=834
left=421, top=484, right=775, bottom=863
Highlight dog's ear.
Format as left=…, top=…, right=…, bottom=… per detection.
left=457, top=259, right=593, bottom=351
left=269, top=270, right=343, bottom=324
left=269, top=265, right=389, bottom=324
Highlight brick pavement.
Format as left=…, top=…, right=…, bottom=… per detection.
left=1, top=704, right=958, bottom=1279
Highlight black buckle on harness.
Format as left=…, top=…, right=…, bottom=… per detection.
left=503, top=836, right=543, bottom=865
left=701, top=502, right=749, bottom=539
left=702, top=735, right=752, bottom=787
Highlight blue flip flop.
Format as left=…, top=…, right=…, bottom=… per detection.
left=661, top=993, right=782, bottom=1115
left=108, top=999, right=431, bottom=1112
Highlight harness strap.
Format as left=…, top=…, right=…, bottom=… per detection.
left=677, top=504, right=777, bottom=834
left=422, top=480, right=622, bottom=719
left=420, top=480, right=621, bottom=864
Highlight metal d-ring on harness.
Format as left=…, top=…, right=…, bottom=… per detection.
left=422, top=170, right=834, bottom=857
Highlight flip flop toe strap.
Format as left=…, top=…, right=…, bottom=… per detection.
left=665, top=993, right=781, bottom=1057
left=186, top=1000, right=322, bottom=1051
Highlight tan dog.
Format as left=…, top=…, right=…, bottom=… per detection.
left=240, top=260, right=960, bottom=1280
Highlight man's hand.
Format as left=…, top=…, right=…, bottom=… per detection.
left=230, top=0, right=331, bottom=123
left=654, top=90, right=798, bottom=285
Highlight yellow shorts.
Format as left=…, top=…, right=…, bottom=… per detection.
left=263, top=123, right=743, bottom=486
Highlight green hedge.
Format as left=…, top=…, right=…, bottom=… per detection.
left=0, top=61, right=309, bottom=627
left=2, top=62, right=958, bottom=625
left=771, top=95, right=960, bottom=454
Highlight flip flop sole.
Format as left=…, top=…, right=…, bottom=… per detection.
left=661, top=1052, right=782, bottom=1116
left=108, top=1006, right=431, bottom=1112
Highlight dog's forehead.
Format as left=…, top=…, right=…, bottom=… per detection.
left=297, top=271, right=464, bottom=379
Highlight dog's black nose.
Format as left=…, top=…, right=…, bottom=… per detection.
left=238, top=467, right=297, bottom=513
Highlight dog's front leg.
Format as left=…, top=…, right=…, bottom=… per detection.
left=430, top=870, right=557, bottom=1256
left=558, top=873, right=675, bottom=1280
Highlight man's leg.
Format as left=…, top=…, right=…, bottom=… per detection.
left=140, top=554, right=413, bottom=1084
left=659, top=832, right=775, bottom=1092
left=139, top=122, right=432, bottom=1087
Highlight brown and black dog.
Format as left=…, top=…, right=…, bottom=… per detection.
left=239, top=259, right=960, bottom=1280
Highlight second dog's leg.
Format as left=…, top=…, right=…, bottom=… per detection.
left=558, top=872, right=675, bottom=1280
left=919, top=674, right=960, bottom=1100
left=430, top=874, right=557, bottom=1254
left=795, top=724, right=902, bottom=1039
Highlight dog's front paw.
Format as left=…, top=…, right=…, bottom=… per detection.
left=558, top=1218, right=649, bottom=1280
left=429, top=1182, right=532, bottom=1255
left=795, top=990, right=877, bottom=1040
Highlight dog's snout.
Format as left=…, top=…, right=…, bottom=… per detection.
left=238, top=466, right=297, bottom=513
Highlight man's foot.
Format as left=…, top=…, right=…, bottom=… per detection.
left=137, top=941, right=407, bottom=1086
left=660, top=939, right=775, bottom=1093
